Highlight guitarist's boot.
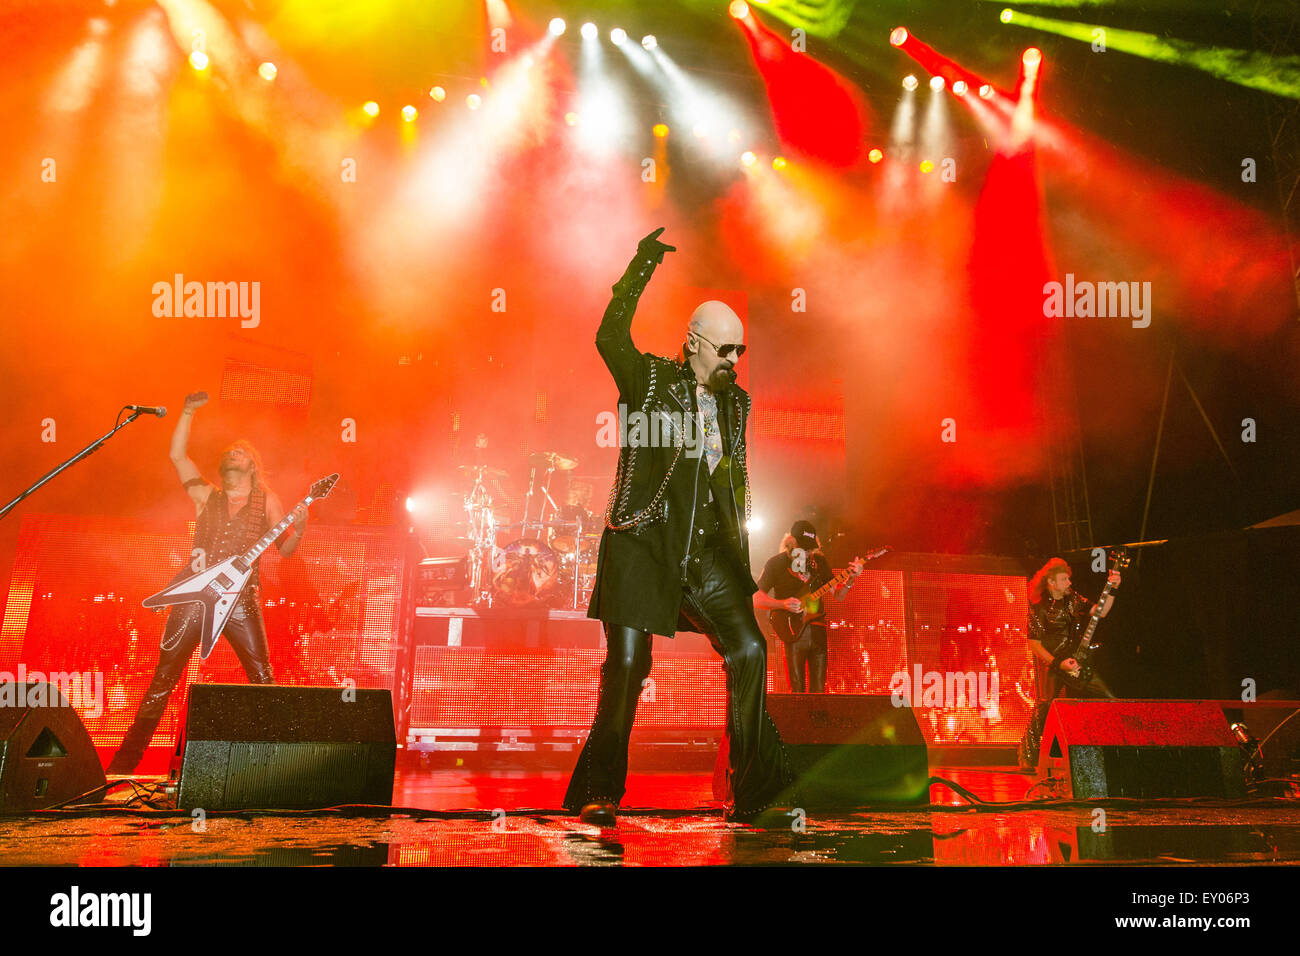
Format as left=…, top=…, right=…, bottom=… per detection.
left=105, top=696, right=168, bottom=774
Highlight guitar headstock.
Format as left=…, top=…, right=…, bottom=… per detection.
left=309, top=473, right=341, bottom=501
left=1109, top=547, right=1131, bottom=573
left=847, top=547, right=890, bottom=574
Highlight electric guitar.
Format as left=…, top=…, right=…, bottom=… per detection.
left=1058, top=548, right=1130, bottom=690
left=769, top=547, right=890, bottom=643
left=142, top=473, right=340, bottom=660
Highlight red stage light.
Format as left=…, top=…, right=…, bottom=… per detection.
left=1022, top=47, right=1042, bottom=69
left=890, top=27, right=908, bottom=47
left=729, top=1, right=749, bottom=19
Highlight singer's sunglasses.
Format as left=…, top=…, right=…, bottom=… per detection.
left=691, top=331, right=747, bottom=360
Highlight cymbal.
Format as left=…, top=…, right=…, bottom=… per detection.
left=530, top=451, right=578, bottom=471
left=458, top=464, right=508, bottom=480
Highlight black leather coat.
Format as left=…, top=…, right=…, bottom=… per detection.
left=587, top=257, right=756, bottom=637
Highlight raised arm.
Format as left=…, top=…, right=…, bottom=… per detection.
left=597, top=228, right=675, bottom=399
left=171, top=392, right=212, bottom=514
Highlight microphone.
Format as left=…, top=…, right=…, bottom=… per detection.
left=127, top=405, right=168, bottom=417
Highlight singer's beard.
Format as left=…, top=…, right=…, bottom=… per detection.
left=705, top=365, right=736, bottom=392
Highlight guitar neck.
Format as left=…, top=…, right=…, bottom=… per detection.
left=243, top=494, right=314, bottom=564
left=810, top=568, right=855, bottom=602
left=1077, top=582, right=1117, bottom=649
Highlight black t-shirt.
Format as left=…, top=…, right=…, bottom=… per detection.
left=756, top=550, right=833, bottom=600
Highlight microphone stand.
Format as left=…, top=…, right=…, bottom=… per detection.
left=0, top=408, right=146, bottom=521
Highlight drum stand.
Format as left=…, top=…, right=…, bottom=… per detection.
left=463, top=467, right=496, bottom=608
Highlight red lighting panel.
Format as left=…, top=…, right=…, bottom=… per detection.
left=1, top=515, right=404, bottom=750
left=907, top=571, right=1034, bottom=745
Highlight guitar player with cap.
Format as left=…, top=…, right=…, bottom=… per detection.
left=754, top=520, right=863, bottom=693
left=1018, top=556, right=1122, bottom=771
left=105, top=391, right=310, bottom=775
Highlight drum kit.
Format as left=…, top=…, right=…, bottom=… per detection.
left=452, top=452, right=601, bottom=610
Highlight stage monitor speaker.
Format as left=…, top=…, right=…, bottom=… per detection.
left=176, top=684, right=396, bottom=810
left=1040, top=700, right=1245, bottom=799
left=717, top=694, right=930, bottom=808
left=0, top=682, right=107, bottom=812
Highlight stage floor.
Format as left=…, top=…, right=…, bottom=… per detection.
left=3, top=767, right=1299, bottom=866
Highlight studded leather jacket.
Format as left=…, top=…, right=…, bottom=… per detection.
left=586, top=251, right=756, bottom=637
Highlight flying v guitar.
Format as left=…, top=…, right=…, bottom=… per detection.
left=142, top=473, right=340, bottom=660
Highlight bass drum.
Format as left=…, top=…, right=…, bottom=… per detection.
left=491, top=538, right=562, bottom=607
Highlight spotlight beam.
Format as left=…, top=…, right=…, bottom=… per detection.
left=1001, top=8, right=1300, bottom=100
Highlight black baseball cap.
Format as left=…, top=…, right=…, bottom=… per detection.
left=791, top=520, right=818, bottom=549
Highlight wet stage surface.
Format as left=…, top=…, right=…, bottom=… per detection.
left=2, top=768, right=1299, bottom=866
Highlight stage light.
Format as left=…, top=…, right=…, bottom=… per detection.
left=641, top=35, right=657, bottom=50
left=902, top=74, right=918, bottom=91
left=258, top=62, right=276, bottom=82
left=930, top=75, right=945, bottom=91
left=405, top=496, right=416, bottom=514
left=188, top=50, right=208, bottom=72
left=565, top=111, right=578, bottom=126
left=920, top=159, right=934, bottom=173
left=868, top=147, right=883, bottom=163
left=362, top=100, right=380, bottom=117
left=548, top=17, right=566, bottom=36
left=772, top=156, right=787, bottom=170
left=402, top=105, right=417, bottom=122
left=652, top=123, right=669, bottom=137
left=890, top=27, right=908, bottom=47
left=747, top=515, right=764, bottom=532
left=466, top=93, right=481, bottom=110
left=729, top=1, right=749, bottom=18
left=429, top=86, right=446, bottom=101
left=952, top=80, right=968, bottom=96
left=581, top=22, right=597, bottom=40
left=1000, top=8, right=1014, bottom=23
left=979, top=84, right=994, bottom=98
left=741, top=150, right=757, bottom=166
left=610, top=27, right=627, bottom=45
left=728, top=128, right=742, bottom=143
left=1023, top=47, right=1042, bottom=69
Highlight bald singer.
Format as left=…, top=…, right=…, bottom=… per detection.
left=563, top=227, right=791, bottom=825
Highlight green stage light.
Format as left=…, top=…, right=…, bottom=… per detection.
left=1000, top=8, right=1300, bottom=100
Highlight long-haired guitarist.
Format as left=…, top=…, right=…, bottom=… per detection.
left=754, top=520, right=863, bottom=693
left=105, top=391, right=309, bottom=774
left=1018, top=556, right=1121, bottom=771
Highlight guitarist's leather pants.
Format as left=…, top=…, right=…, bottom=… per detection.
left=106, top=595, right=274, bottom=774
left=1020, top=666, right=1115, bottom=767
left=563, top=546, right=790, bottom=813
left=783, top=624, right=828, bottom=693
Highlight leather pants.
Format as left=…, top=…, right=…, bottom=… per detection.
left=1020, top=664, right=1115, bottom=767
left=564, top=546, right=790, bottom=813
left=783, top=623, right=828, bottom=693
left=106, top=596, right=274, bottom=774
